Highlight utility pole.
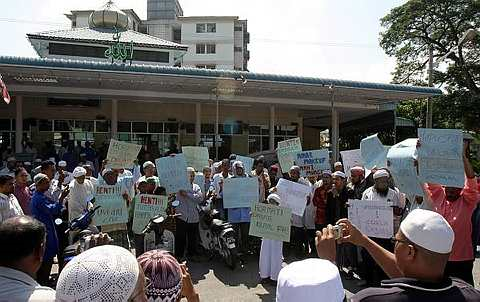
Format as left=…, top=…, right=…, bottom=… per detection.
left=426, top=46, right=434, bottom=128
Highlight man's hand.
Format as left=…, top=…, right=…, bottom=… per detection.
left=336, top=218, right=368, bottom=247
left=315, top=225, right=337, bottom=262
left=180, top=263, right=199, bottom=302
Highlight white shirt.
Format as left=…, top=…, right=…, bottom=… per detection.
left=67, top=179, right=95, bottom=221
left=54, top=171, right=74, bottom=186
left=362, top=186, right=404, bottom=233
left=0, top=266, right=56, bottom=302
left=0, top=193, right=24, bottom=223
left=212, top=172, right=232, bottom=198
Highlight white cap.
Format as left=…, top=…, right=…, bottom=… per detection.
left=142, top=161, right=155, bottom=169
left=267, top=193, right=281, bottom=206
left=290, top=165, right=300, bottom=172
left=212, top=161, right=221, bottom=169
left=56, top=245, right=139, bottom=302
left=400, top=209, right=454, bottom=254
left=332, top=171, right=346, bottom=178
left=48, top=157, right=55, bottom=163
left=187, top=167, right=196, bottom=173
left=72, top=167, right=87, bottom=178
left=233, top=161, right=244, bottom=169
left=101, top=168, right=113, bottom=177
left=34, top=173, right=48, bottom=184
left=276, top=259, right=344, bottom=302
left=333, top=161, right=343, bottom=168
left=24, top=161, right=32, bottom=166
left=350, top=166, right=364, bottom=172
left=7, top=157, right=16, bottom=162
left=58, top=161, right=67, bottom=167
left=322, top=170, right=332, bottom=176
left=373, top=169, right=389, bottom=180
left=34, top=158, right=42, bottom=163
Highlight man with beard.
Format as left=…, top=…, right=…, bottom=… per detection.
left=360, top=169, right=403, bottom=286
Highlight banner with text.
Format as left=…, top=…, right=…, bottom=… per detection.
left=132, top=194, right=168, bottom=234
left=93, top=184, right=128, bottom=226
left=182, top=146, right=209, bottom=172
left=223, top=177, right=259, bottom=208
left=249, top=202, right=292, bottom=242
left=106, top=139, right=142, bottom=169
left=360, top=134, right=388, bottom=170
left=417, top=128, right=464, bottom=188
left=294, top=149, right=330, bottom=177
left=387, top=138, right=423, bottom=196
left=347, top=199, right=393, bottom=239
left=276, top=178, right=311, bottom=216
left=340, top=149, right=363, bottom=178
left=277, top=137, right=302, bottom=173
left=155, top=154, right=190, bottom=194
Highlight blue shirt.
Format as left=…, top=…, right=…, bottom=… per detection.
left=31, top=191, right=64, bottom=260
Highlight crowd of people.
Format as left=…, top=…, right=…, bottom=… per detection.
left=0, top=138, right=480, bottom=301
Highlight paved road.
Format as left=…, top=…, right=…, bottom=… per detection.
left=188, top=255, right=480, bottom=302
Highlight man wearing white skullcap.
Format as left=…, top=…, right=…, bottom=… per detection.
left=360, top=168, right=404, bottom=286
left=333, top=161, right=344, bottom=172
left=137, top=161, right=159, bottom=189
left=66, top=167, right=95, bottom=240
left=56, top=245, right=147, bottom=301
left=54, top=160, right=73, bottom=186
left=320, top=209, right=480, bottom=301
left=276, top=258, right=345, bottom=302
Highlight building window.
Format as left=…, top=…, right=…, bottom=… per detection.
left=196, top=23, right=216, bottom=33
left=196, top=44, right=216, bottom=54
left=234, top=47, right=242, bottom=52
left=234, top=26, right=243, bottom=31
left=195, top=64, right=216, bottom=69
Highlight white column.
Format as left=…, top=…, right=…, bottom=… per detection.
left=269, top=105, right=275, bottom=151
left=15, top=95, right=23, bottom=153
left=111, top=99, right=118, bottom=139
left=331, top=107, right=339, bottom=162
left=195, top=103, right=201, bottom=145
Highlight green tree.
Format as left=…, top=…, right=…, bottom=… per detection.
left=380, top=0, right=480, bottom=130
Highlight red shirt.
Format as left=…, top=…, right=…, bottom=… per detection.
left=425, top=177, right=479, bottom=261
left=312, top=185, right=328, bottom=225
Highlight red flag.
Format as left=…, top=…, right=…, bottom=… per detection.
left=0, top=75, right=11, bottom=104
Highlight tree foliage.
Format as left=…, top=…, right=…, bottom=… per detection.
left=380, top=0, right=480, bottom=130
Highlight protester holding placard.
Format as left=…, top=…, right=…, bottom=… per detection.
left=212, top=159, right=232, bottom=220
left=422, top=140, right=479, bottom=286
left=175, top=167, right=203, bottom=261
left=199, top=166, right=214, bottom=201
left=312, top=170, right=332, bottom=232
left=137, top=161, right=159, bottom=188
left=251, top=157, right=271, bottom=202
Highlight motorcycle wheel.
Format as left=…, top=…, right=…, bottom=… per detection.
left=223, top=240, right=238, bottom=270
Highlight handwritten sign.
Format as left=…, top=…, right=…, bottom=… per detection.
left=93, top=184, right=128, bottom=226
left=276, top=178, right=311, bottom=216
left=182, top=146, right=209, bottom=172
left=106, top=139, right=142, bottom=169
left=277, top=137, right=302, bottom=173
left=360, top=134, right=387, bottom=170
left=340, top=149, right=363, bottom=178
left=223, top=177, right=259, bottom=208
left=348, top=199, right=393, bottom=239
left=387, top=139, right=423, bottom=196
left=294, top=149, right=330, bottom=177
left=236, top=155, right=255, bottom=175
left=249, top=202, right=292, bottom=242
left=132, top=194, right=168, bottom=234
left=417, top=129, right=464, bottom=188
left=155, top=154, right=190, bottom=194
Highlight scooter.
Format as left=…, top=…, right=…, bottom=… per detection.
left=197, top=199, right=237, bottom=269
left=141, top=214, right=180, bottom=254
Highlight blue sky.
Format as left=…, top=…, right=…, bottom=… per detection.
left=0, top=0, right=406, bottom=83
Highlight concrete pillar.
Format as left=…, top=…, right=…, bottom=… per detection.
left=195, top=103, right=201, bottom=145
left=269, top=105, right=275, bottom=151
left=331, top=107, right=339, bottom=162
left=111, top=99, right=118, bottom=139
left=15, top=95, right=23, bottom=153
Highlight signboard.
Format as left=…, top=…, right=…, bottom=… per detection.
left=387, top=139, right=423, bottom=196
left=294, top=149, right=330, bottom=177
left=182, top=146, right=209, bottom=172
left=277, top=137, right=302, bottom=173
left=249, top=202, right=292, bottom=242
left=347, top=199, right=393, bottom=239
left=360, top=134, right=387, bottom=169
left=106, top=139, right=142, bottom=169
left=93, top=184, right=128, bottom=226
left=132, top=194, right=168, bottom=234
left=417, top=128, right=464, bottom=188
left=155, top=154, right=190, bottom=194
left=223, top=177, right=259, bottom=208
left=340, top=149, right=363, bottom=178
left=275, top=178, right=311, bottom=216
left=236, top=155, right=255, bottom=175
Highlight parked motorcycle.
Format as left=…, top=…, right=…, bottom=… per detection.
left=141, top=214, right=179, bottom=254
left=197, top=200, right=237, bottom=269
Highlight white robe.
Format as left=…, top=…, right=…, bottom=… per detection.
left=259, top=239, right=283, bottom=281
